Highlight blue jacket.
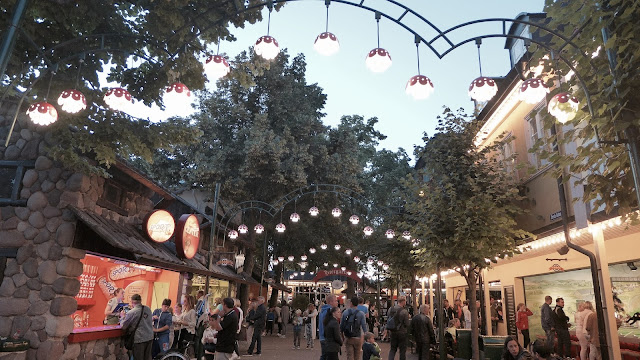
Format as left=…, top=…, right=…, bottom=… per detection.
left=318, top=304, right=332, bottom=341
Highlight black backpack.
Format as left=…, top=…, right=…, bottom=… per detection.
left=343, top=310, right=361, bottom=338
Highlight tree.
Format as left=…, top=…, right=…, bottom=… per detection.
left=400, top=108, right=531, bottom=360
left=529, top=0, right=640, bottom=218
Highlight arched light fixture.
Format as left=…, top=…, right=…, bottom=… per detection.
left=309, top=206, right=320, bottom=216
left=288, top=256, right=295, bottom=262
left=406, top=35, right=434, bottom=100
left=314, top=0, right=339, bottom=56
left=228, top=230, right=239, bottom=240
left=468, top=38, right=498, bottom=102
left=365, top=12, right=392, bottom=73
left=164, top=82, right=192, bottom=111
left=275, top=223, right=286, bottom=233
left=520, top=78, right=549, bottom=104
left=334, top=244, right=341, bottom=250
left=548, top=92, right=579, bottom=124
left=320, top=243, right=328, bottom=250
left=385, top=229, right=395, bottom=239
left=402, top=231, right=411, bottom=240
left=345, top=249, right=352, bottom=255
left=377, top=260, right=384, bottom=267
left=290, top=212, right=300, bottom=222
left=353, top=256, right=360, bottom=263
left=254, top=224, right=265, bottom=234
left=255, top=4, right=279, bottom=60
left=331, top=208, right=342, bottom=217
left=238, top=224, right=248, bottom=234
left=382, top=264, right=389, bottom=271
left=26, top=102, right=58, bottom=126
left=349, top=215, right=360, bottom=225
left=104, top=87, right=132, bottom=112
left=301, top=254, right=308, bottom=261
left=309, top=247, right=316, bottom=254
left=363, top=226, right=374, bottom=236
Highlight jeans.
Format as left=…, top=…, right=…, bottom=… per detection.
left=319, top=340, right=326, bottom=360
left=556, top=328, right=571, bottom=357
left=306, top=324, right=314, bottom=348
left=294, top=329, right=302, bottom=348
left=248, top=327, right=263, bottom=354
left=544, top=329, right=554, bottom=351
left=521, top=329, right=530, bottom=349
left=388, top=331, right=408, bottom=360
left=152, top=333, right=170, bottom=358
left=416, top=341, right=431, bottom=360
left=345, top=337, right=363, bottom=360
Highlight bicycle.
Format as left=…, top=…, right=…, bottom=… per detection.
left=154, top=340, right=194, bottom=360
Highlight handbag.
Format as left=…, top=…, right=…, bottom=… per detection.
left=124, top=307, right=145, bottom=351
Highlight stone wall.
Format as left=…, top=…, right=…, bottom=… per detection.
left=0, top=102, right=155, bottom=359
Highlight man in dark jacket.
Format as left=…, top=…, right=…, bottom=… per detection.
left=213, top=297, right=238, bottom=360
left=121, top=293, right=154, bottom=360
left=246, top=296, right=267, bottom=356
left=388, top=296, right=411, bottom=360
left=340, top=297, right=368, bottom=360
left=553, top=297, right=571, bottom=357
left=540, top=296, right=554, bottom=350
left=411, top=304, right=435, bottom=360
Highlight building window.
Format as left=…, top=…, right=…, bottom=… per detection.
left=0, top=160, right=35, bottom=206
left=97, top=180, right=128, bottom=215
left=525, top=105, right=550, bottom=169
left=500, top=134, right=517, bottom=179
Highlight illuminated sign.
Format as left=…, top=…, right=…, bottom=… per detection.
left=144, top=209, right=176, bottom=242
left=176, top=214, right=200, bottom=259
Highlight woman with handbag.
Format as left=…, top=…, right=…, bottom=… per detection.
left=176, top=295, right=197, bottom=346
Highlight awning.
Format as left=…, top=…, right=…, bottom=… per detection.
left=70, top=206, right=257, bottom=284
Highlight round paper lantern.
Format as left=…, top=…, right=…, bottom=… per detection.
left=309, top=206, right=319, bottom=216
left=301, top=254, right=308, bottom=261
left=275, top=223, right=286, bottom=233
left=331, top=208, right=342, bottom=217
left=26, top=102, right=58, bottom=126
left=323, top=262, right=329, bottom=267
left=289, top=212, right=300, bottom=223
left=365, top=48, right=392, bottom=73
left=405, top=75, right=434, bottom=100
left=164, top=82, right=191, bottom=111
left=347, top=271, right=352, bottom=276
left=309, top=247, right=316, bottom=254
left=377, top=260, right=384, bottom=267
left=320, top=243, right=328, bottom=250
left=255, top=35, right=280, bottom=60
left=382, top=264, right=389, bottom=271
left=363, top=226, right=374, bottom=236
left=272, top=259, right=279, bottom=265
left=278, top=256, right=285, bottom=262
left=293, top=272, right=298, bottom=276
left=104, top=87, right=132, bottom=112
left=334, top=244, right=341, bottom=250
left=349, top=215, right=360, bottom=225
left=288, top=256, right=295, bottom=262
left=353, top=256, right=360, bottom=263
left=367, top=258, right=374, bottom=264
left=341, top=266, right=346, bottom=271
left=314, top=32, right=340, bottom=56
left=57, top=89, right=86, bottom=113
left=519, top=78, right=549, bottom=104
left=228, top=230, right=239, bottom=239
left=204, top=55, right=230, bottom=80
left=402, top=231, right=411, bottom=240
left=345, top=249, right=352, bottom=255
left=468, top=77, right=498, bottom=102
left=333, top=263, right=339, bottom=268
left=254, top=224, right=265, bottom=234
left=548, top=92, right=579, bottom=124
left=385, top=229, right=395, bottom=239
left=238, top=224, right=248, bottom=234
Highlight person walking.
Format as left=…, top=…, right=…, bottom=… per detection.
left=540, top=296, right=554, bottom=351
left=584, top=310, right=601, bottom=360
left=318, top=295, right=339, bottom=360
left=121, top=293, right=154, bottom=360
left=213, top=298, right=239, bottom=360
left=245, top=296, right=266, bottom=356
left=515, top=303, right=534, bottom=349
left=411, top=304, right=435, bottom=360
left=266, top=307, right=276, bottom=335
left=303, top=303, right=316, bottom=349
left=575, top=301, right=593, bottom=360
left=323, top=306, right=343, bottom=360
left=281, top=301, right=290, bottom=336
left=152, top=298, right=173, bottom=357
left=340, top=297, right=368, bottom=360
left=387, top=295, right=411, bottom=360
left=275, top=304, right=283, bottom=337
left=553, top=298, right=571, bottom=358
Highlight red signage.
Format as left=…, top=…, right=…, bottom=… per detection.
left=312, top=269, right=362, bottom=283
left=176, top=214, right=200, bottom=259
left=217, top=258, right=235, bottom=267
left=144, top=209, right=175, bottom=243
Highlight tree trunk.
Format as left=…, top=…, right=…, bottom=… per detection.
left=346, top=277, right=355, bottom=299
left=465, top=270, right=480, bottom=360
left=410, top=272, right=417, bottom=315
left=269, top=287, right=279, bottom=307
left=239, top=232, right=256, bottom=313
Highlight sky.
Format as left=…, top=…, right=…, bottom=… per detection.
left=130, top=0, right=545, bottom=163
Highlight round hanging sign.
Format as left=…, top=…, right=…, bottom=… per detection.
left=331, top=280, right=343, bottom=289
left=176, top=214, right=200, bottom=259
left=144, top=209, right=175, bottom=243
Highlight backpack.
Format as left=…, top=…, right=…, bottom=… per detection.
left=385, top=311, right=396, bottom=331
left=343, top=310, right=361, bottom=338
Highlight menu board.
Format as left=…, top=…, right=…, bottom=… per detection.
left=78, top=264, right=98, bottom=302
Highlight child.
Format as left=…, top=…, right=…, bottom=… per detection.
left=202, top=314, right=218, bottom=360
left=292, top=309, right=303, bottom=349
left=266, top=307, right=275, bottom=335
left=363, top=332, right=381, bottom=360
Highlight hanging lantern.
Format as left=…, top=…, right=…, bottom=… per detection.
left=519, top=78, right=549, bottom=104
left=288, top=256, right=295, bottom=262
left=290, top=212, right=300, bottom=222
left=548, top=92, right=579, bottom=124
left=164, top=82, right=191, bottom=111
left=341, top=266, right=346, bottom=271
left=293, top=272, right=298, bottom=276
left=334, top=244, right=341, bottom=251
left=309, top=206, right=320, bottom=216
left=314, top=32, right=340, bottom=56
left=347, top=271, right=352, bottom=276
left=104, top=87, right=132, bottom=112
left=385, top=229, right=395, bottom=239
left=365, top=48, right=392, bottom=73
left=255, top=35, right=280, bottom=60
left=57, top=89, right=86, bottom=113
left=238, top=224, right=248, bottom=234
left=412, top=239, right=420, bottom=247
left=382, top=264, right=389, bottom=271
left=402, top=231, right=411, bottom=240
left=228, top=230, right=239, bottom=240
left=272, top=259, right=279, bottom=265
left=353, top=256, right=360, bottom=263
left=26, top=102, right=58, bottom=126
left=301, top=254, right=308, bottom=261
left=367, top=257, right=374, bottom=264
left=309, top=247, right=316, bottom=254
left=300, top=262, right=307, bottom=269
left=377, top=260, right=384, bottom=266
left=468, top=77, right=498, bottom=102
left=275, top=223, right=286, bottom=233
left=320, top=244, right=328, bottom=250
left=349, top=215, right=360, bottom=225
left=345, top=249, right=352, bottom=255
left=323, top=262, right=329, bottom=267
left=405, top=75, right=434, bottom=100
left=278, top=256, right=285, bottom=262
left=331, top=208, right=342, bottom=217
left=254, top=224, right=265, bottom=234
left=363, top=226, right=374, bottom=236
left=333, top=263, right=339, bottom=268
left=204, top=55, right=230, bottom=80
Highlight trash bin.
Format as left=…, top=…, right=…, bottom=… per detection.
left=456, top=329, right=472, bottom=359
left=481, top=336, right=507, bottom=360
